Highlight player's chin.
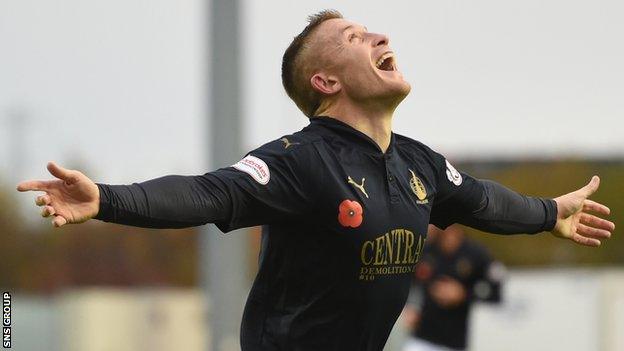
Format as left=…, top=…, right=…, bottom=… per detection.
left=381, top=79, right=411, bottom=102
left=372, top=88, right=410, bottom=110
left=378, top=73, right=411, bottom=95
left=396, top=80, right=411, bottom=96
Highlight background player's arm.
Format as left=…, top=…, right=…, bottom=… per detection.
left=430, top=157, right=614, bottom=247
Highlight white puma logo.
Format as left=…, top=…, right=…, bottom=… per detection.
left=347, top=176, right=369, bottom=199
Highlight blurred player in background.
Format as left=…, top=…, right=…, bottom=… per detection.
left=403, top=225, right=504, bottom=351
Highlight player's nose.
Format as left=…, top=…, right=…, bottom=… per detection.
left=371, top=33, right=390, bottom=47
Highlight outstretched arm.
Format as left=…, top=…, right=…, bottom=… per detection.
left=93, top=175, right=232, bottom=228
left=17, top=137, right=320, bottom=230
left=432, top=178, right=559, bottom=235
left=430, top=158, right=614, bottom=247
left=16, top=162, right=230, bottom=228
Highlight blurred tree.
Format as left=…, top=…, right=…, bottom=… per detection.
left=0, top=179, right=26, bottom=289
left=0, top=181, right=199, bottom=293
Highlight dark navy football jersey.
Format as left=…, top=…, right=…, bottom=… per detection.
left=95, top=116, right=557, bottom=351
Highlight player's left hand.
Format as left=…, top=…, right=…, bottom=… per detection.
left=551, top=176, right=615, bottom=247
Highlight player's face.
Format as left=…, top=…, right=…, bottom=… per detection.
left=315, top=18, right=411, bottom=107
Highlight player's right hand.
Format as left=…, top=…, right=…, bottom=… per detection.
left=16, top=162, right=100, bottom=227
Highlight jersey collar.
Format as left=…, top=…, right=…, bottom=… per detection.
left=309, top=116, right=395, bottom=156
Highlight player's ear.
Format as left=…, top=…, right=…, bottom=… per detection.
left=311, top=73, right=341, bottom=95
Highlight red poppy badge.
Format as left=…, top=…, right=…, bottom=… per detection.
left=338, top=199, right=363, bottom=228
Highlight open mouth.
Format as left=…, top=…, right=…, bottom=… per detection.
left=375, top=52, right=397, bottom=71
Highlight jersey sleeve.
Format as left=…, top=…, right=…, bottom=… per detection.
left=429, top=151, right=558, bottom=234
left=95, top=136, right=322, bottom=232
left=209, top=138, right=322, bottom=232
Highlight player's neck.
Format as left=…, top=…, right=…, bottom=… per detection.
left=320, top=102, right=394, bottom=153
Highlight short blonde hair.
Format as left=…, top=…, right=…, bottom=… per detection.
left=281, top=9, right=343, bottom=117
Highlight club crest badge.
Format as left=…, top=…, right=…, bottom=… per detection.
left=408, top=169, right=428, bottom=204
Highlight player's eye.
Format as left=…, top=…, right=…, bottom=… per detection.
left=348, top=33, right=360, bottom=42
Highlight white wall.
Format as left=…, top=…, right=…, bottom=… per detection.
left=470, top=269, right=624, bottom=351
left=57, top=288, right=208, bottom=351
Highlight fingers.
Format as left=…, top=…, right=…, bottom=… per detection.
left=35, top=194, right=51, bottom=206
left=579, top=213, right=615, bottom=232
left=52, top=215, right=68, bottom=227
left=17, top=161, right=73, bottom=191
left=572, top=211, right=615, bottom=247
left=42, top=207, right=69, bottom=227
left=577, top=223, right=611, bottom=239
left=571, top=233, right=601, bottom=247
left=41, top=206, right=56, bottom=217
left=47, top=162, right=77, bottom=184
left=580, top=175, right=600, bottom=197
left=583, top=199, right=611, bottom=215
left=33, top=194, right=68, bottom=227
left=35, top=200, right=68, bottom=227
left=16, top=180, right=51, bottom=192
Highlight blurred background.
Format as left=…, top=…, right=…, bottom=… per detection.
left=0, top=0, right=622, bottom=350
